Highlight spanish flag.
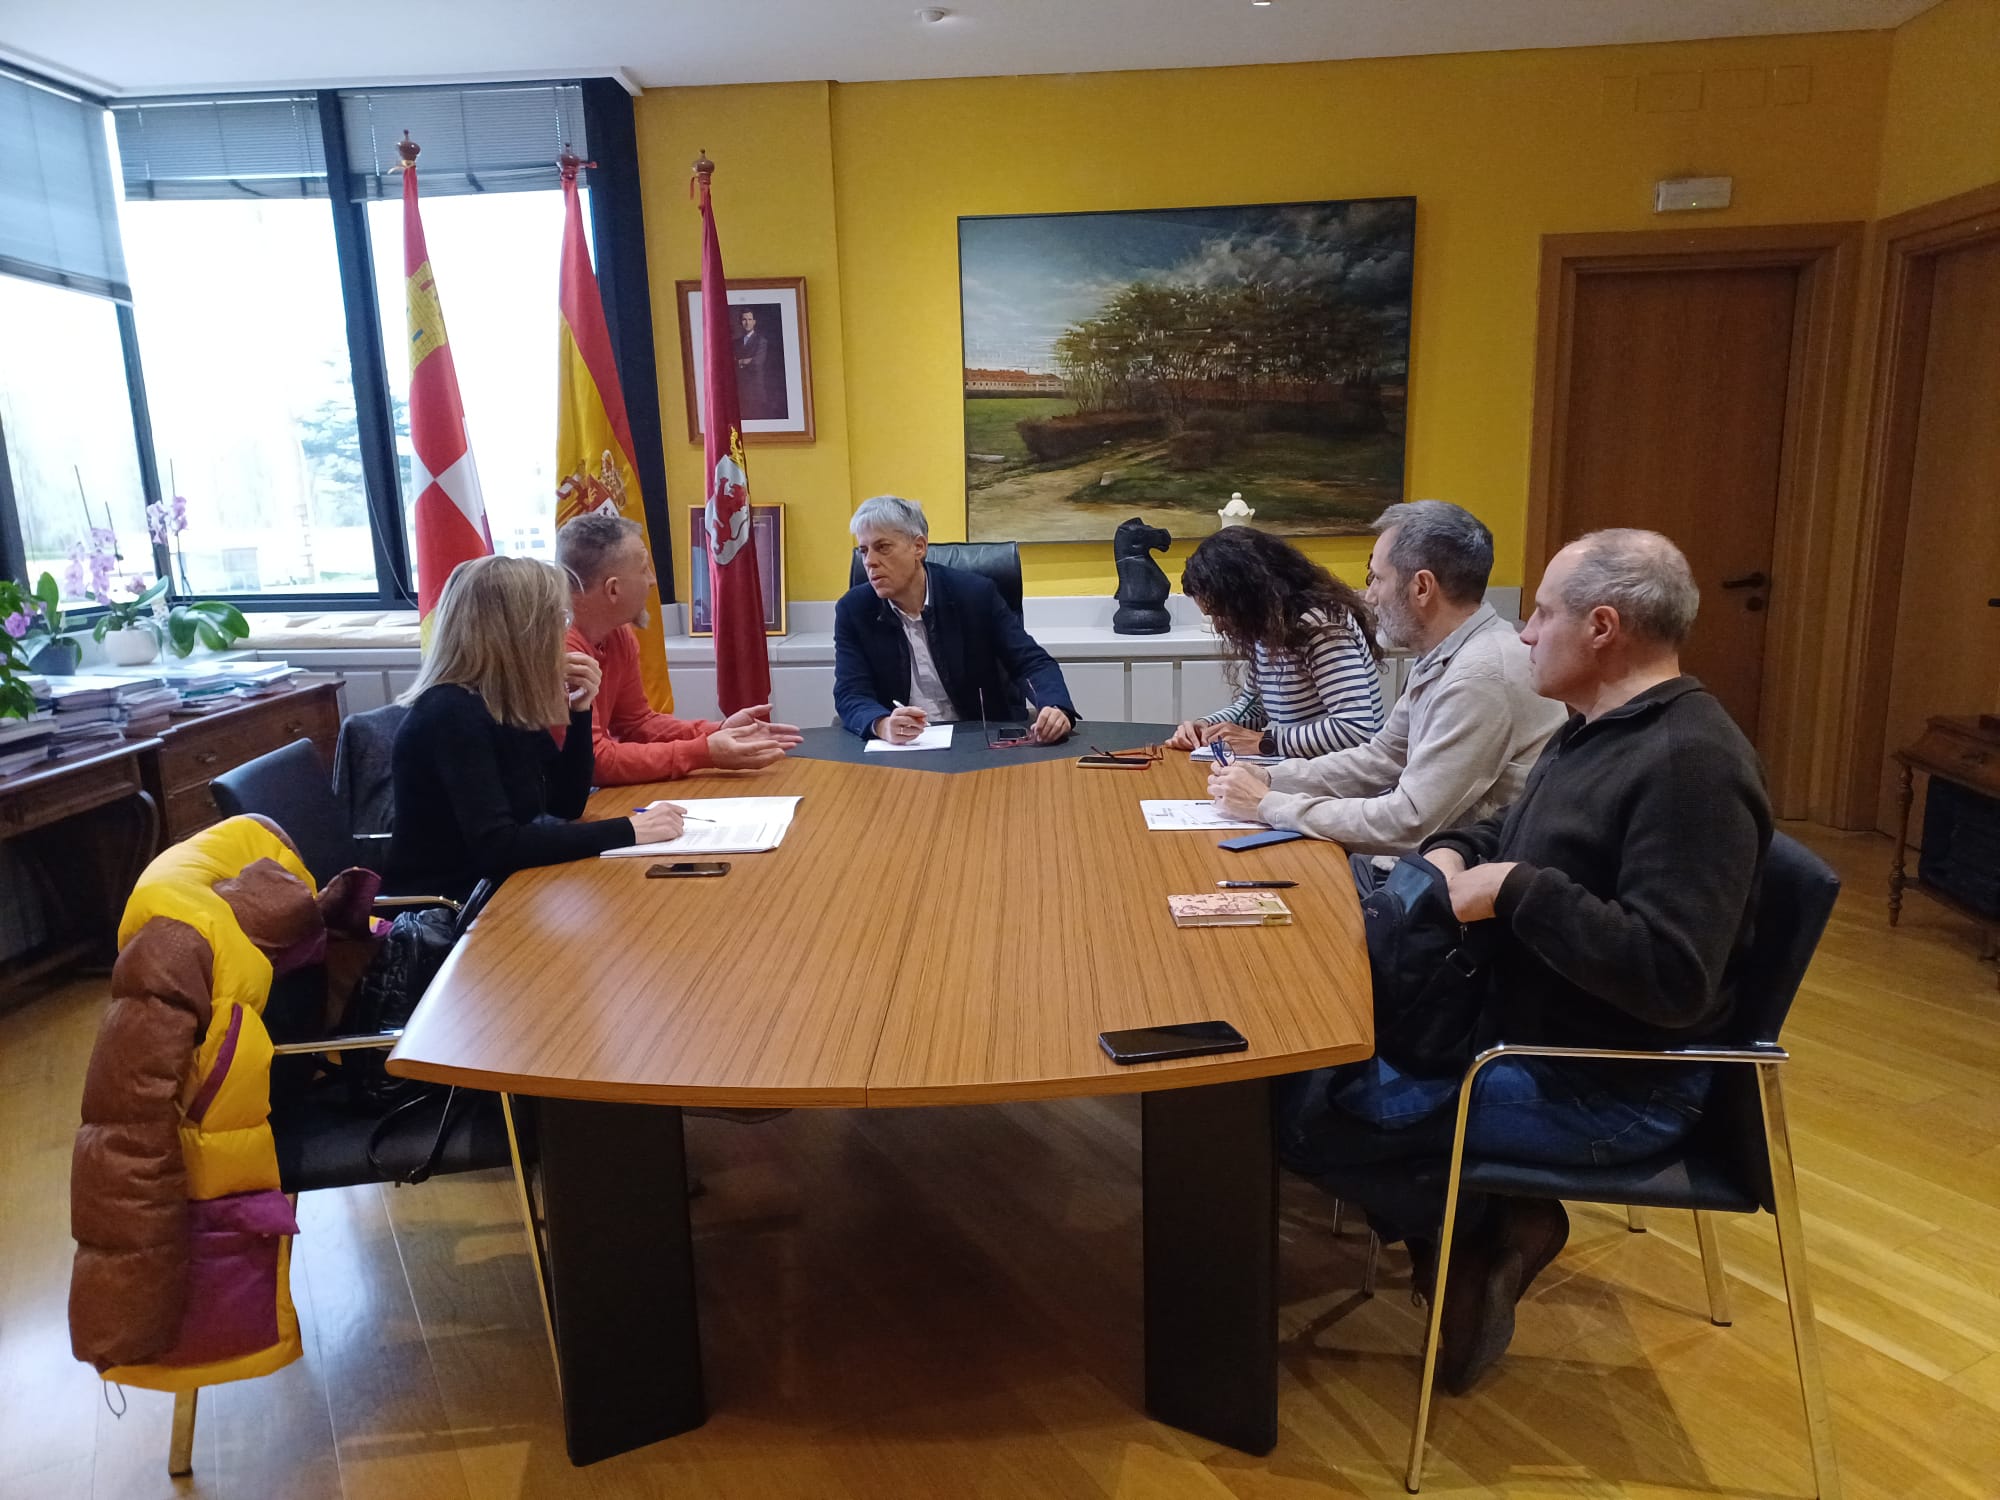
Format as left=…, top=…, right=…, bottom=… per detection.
left=554, top=151, right=673, bottom=711
left=400, top=134, right=490, bottom=632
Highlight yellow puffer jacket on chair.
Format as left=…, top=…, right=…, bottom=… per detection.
left=69, top=814, right=328, bottom=1392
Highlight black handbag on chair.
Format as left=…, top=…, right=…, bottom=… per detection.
left=1355, top=854, right=1490, bottom=1078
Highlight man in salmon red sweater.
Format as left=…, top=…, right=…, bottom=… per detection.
left=559, top=512, right=802, bottom=783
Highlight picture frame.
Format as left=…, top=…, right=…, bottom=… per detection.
left=687, top=503, right=786, bottom=637
left=676, top=276, right=815, bottom=445
left=958, top=198, right=1414, bottom=541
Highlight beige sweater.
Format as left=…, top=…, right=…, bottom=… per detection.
left=1256, top=604, right=1567, bottom=856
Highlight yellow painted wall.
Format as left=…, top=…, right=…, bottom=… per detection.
left=1877, top=0, right=2000, bottom=218
left=638, top=33, right=1892, bottom=603
left=635, top=82, right=854, bottom=611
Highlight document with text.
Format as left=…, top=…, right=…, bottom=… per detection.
left=864, top=723, right=954, bottom=752
left=602, top=796, right=804, bottom=856
left=1140, top=800, right=1267, bottom=832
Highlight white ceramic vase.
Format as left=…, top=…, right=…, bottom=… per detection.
left=102, top=627, right=160, bottom=666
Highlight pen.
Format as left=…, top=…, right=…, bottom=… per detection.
left=632, top=807, right=716, bottom=822
left=1217, top=880, right=1297, bottom=889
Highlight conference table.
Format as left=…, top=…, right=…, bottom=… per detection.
left=389, top=723, right=1373, bottom=1466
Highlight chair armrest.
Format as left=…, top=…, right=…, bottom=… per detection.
left=271, top=1028, right=404, bottom=1057
left=373, top=894, right=463, bottom=914
left=355, top=832, right=392, bottom=843
left=1461, top=1040, right=1788, bottom=1088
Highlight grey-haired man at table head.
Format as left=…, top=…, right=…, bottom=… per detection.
left=833, top=495, right=1077, bottom=744
left=1208, top=499, right=1566, bottom=855
left=1277, top=527, right=1773, bottom=1395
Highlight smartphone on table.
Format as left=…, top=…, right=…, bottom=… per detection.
left=646, top=862, right=731, bottom=878
left=1098, top=1020, right=1249, bottom=1064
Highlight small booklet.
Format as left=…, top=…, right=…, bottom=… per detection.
left=864, top=723, right=954, bottom=752
left=1167, top=892, right=1294, bottom=927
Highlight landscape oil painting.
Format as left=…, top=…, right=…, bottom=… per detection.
left=960, top=198, right=1414, bottom=542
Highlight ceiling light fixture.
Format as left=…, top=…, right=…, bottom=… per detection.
left=1252, top=1, right=1273, bottom=7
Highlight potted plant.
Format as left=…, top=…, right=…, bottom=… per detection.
left=1, top=578, right=39, bottom=720
left=164, top=598, right=250, bottom=658
left=92, top=576, right=170, bottom=664
left=19, top=572, right=81, bottom=676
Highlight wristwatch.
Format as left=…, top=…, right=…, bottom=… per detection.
left=1257, top=730, right=1278, bottom=758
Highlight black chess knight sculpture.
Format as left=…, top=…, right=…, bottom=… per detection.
left=1111, top=517, right=1173, bottom=635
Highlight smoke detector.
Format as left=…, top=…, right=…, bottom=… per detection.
left=916, top=6, right=950, bottom=20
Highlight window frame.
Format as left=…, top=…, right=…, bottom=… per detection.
left=3, top=72, right=675, bottom=612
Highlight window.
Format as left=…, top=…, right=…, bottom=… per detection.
left=0, top=273, right=152, bottom=603
left=0, top=74, right=667, bottom=611
left=366, top=189, right=584, bottom=584
left=121, top=199, right=372, bottom=594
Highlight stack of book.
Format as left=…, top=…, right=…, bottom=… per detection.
left=91, top=658, right=301, bottom=712
left=0, top=681, right=55, bottom=777
left=46, top=678, right=132, bottom=756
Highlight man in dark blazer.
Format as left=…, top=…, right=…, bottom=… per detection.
left=835, top=495, right=1076, bottom=743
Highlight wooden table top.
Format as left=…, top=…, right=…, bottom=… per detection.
left=390, top=750, right=1373, bottom=1107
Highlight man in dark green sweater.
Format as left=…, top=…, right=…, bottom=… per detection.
left=1280, top=527, right=1772, bottom=1394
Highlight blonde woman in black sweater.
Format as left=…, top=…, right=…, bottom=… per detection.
left=387, top=555, right=684, bottom=900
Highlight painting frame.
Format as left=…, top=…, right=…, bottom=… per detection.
left=687, top=503, right=786, bottom=637
left=676, top=276, right=815, bottom=445
left=958, top=197, right=1415, bottom=543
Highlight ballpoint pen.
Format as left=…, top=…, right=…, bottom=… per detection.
left=1217, top=879, right=1296, bottom=889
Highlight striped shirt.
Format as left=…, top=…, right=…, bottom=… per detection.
left=1201, top=609, right=1385, bottom=759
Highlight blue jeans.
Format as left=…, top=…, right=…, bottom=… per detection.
left=1274, top=1056, right=1712, bottom=1244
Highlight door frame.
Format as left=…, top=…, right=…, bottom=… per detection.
left=1524, top=224, right=1863, bottom=819
left=1829, top=180, right=2000, bottom=829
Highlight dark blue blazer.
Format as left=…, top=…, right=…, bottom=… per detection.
left=833, top=562, right=1077, bottom=738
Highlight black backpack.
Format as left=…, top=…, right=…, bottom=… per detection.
left=340, top=905, right=459, bottom=1109
left=1354, top=854, right=1490, bottom=1078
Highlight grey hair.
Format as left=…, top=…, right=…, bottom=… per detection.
left=850, top=495, right=929, bottom=542
left=1559, top=528, right=1700, bottom=645
left=557, top=512, right=642, bottom=589
left=1372, top=499, right=1493, bottom=605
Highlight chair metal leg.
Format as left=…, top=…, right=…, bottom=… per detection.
left=501, top=1093, right=562, bottom=1401
left=1361, top=1230, right=1380, bottom=1297
left=1331, top=1198, right=1345, bottom=1236
left=1627, top=1205, right=1648, bottom=1232
left=168, top=1389, right=197, bottom=1477
left=1693, top=1210, right=1733, bottom=1326
left=1404, top=1083, right=1482, bottom=1493
left=1757, top=1064, right=1842, bottom=1499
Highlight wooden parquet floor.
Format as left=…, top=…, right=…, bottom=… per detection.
left=4, top=822, right=1996, bottom=1499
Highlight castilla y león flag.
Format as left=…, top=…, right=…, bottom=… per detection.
left=692, top=154, right=770, bottom=715
left=400, top=134, right=490, bottom=629
left=555, top=150, right=673, bottom=710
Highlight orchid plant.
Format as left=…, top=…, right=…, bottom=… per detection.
left=0, top=577, right=37, bottom=720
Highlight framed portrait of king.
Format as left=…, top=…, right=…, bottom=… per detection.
left=676, top=277, right=815, bottom=445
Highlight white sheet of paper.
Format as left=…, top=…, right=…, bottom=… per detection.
left=864, top=723, right=955, bottom=752
left=1140, top=800, right=1267, bottom=832
left=602, top=795, right=803, bottom=857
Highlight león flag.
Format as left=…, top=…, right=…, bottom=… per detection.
left=692, top=154, right=770, bottom=714
left=554, top=149, right=674, bottom=710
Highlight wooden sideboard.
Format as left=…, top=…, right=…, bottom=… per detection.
left=141, top=678, right=343, bottom=843
left=1890, top=714, right=2000, bottom=986
left=0, top=677, right=343, bottom=997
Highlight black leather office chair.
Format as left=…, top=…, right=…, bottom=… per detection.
left=331, top=702, right=406, bottom=838
left=211, top=739, right=364, bottom=886
left=208, top=741, right=509, bottom=1174
left=1327, top=833, right=1843, bottom=1496
left=849, top=540, right=1024, bottom=620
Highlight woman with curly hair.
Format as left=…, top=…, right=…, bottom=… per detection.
left=1168, top=525, right=1385, bottom=759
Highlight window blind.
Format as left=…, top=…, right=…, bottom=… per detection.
left=0, top=68, right=129, bottom=301
left=338, top=82, right=589, bottom=199
left=112, top=94, right=327, bottom=201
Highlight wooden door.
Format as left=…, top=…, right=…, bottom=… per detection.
left=1876, top=236, right=2000, bottom=832
left=1556, top=265, right=1800, bottom=735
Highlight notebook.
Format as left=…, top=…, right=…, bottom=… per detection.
left=1167, top=892, right=1294, bottom=927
